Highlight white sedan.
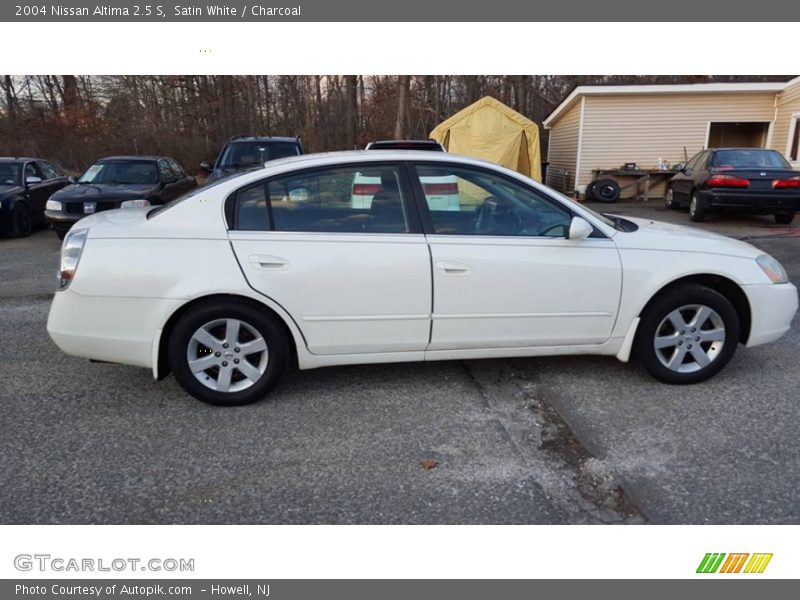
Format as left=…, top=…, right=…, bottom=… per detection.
left=47, top=151, right=798, bottom=406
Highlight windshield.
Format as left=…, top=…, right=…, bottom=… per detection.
left=78, top=160, right=159, bottom=184
left=218, top=141, right=300, bottom=168
left=0, top=163, right=21, bottom=186
left=712, top=149, right=791, bottom=170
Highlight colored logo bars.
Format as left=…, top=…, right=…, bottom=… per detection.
left=696, top=553, right=773, bottom=574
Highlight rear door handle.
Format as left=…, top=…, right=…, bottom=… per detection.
left=435, top=261, right=471, bottom=275
left=249, top=254, right=289, bottom=270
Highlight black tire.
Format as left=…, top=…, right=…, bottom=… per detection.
left=55, top=229, right=67, bottom=241
left=8, top=202, right=33, bottom=238
left=664, top=187, right=679, bottom=209
left=689, top=194, right=706, bottom=222
left=168, top=300, right=289, bottom=406
left=592, top=179, right=620, bottom=203
left=775, top=212, right=795, bottom=225
left=635, top=284, right=740, bottom=385
left=584, top=182, right=596, bottom=202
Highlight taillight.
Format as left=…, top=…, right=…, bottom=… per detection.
left=707, top=174, right=749, bottom=188
left=773, top=177, right=800, bottom=189
left=58, top=229, right=88, bottom=290
left=352, top=183, right=381, bottom=195
left=423, top=182, right=459, bottom=194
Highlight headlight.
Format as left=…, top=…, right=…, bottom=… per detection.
left=45, top=199, right=62, bottom=211
left=120, top=199, right=150, bottom=209
left=756, top=254, right=789, bottom=284
left=58, top=229, right=88, bottom=290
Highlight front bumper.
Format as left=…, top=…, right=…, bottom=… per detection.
left=743, top=282, right=798, bottom=347
left=701, top=190, right=800, bottom=213
left=44, top=209, right=84, bottom=231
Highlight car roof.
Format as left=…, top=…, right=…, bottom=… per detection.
left=366, top=140, right=444, bottom=151
left=210, top=150, right=518, bottom=191
left=227, top=136, right=300, bottom=143
left=98, top=156, right=166, bottom=161
left=709, top=148, right=782, bottom=152
left=0, top=157, right=40, bottom=163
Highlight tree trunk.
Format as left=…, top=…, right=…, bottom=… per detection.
left=394, top=76, right=411, bottom=139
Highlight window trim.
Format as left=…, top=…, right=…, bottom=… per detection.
left=786, top=113, right=800, bottom=163
left=225, top=161, right=424, bottom=235
left=406, top=161, right=605, bottom=239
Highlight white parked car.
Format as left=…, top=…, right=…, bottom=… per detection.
left=47, top=151, right=798, bottom=406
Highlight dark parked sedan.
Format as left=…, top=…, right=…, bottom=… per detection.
left=0, top=158, right=71, bottom=238
left=45, top=156, right=196, bottom=238
left=666, top=148, right=800, bottom=224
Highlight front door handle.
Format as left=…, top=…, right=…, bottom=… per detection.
left=249, top=254, right=289, bottom=270
left=435, top=261, right=471, bottom=275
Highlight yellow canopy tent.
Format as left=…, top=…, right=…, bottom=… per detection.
left=430, top=96, right=542, bottom=181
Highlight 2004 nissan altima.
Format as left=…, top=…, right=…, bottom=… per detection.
left=46, top=151, right=798, bottom=406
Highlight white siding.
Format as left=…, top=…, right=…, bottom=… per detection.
left=577, top=92, right=778, bottom=188
left=545, top=100, right=581, bottom=193
left=770, top=78, right=800, bottom=162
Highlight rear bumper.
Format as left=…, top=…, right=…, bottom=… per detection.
left=47, top=289, right=180, bottom=370
left=743, top=282, right=798, bottom=347
left=701, top=190, right=800, bottom=213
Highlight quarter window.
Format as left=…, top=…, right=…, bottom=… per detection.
left=413, top=164, right=572, bottom=237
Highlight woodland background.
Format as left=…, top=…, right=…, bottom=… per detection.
left=0, top=75, right=793, bottom=174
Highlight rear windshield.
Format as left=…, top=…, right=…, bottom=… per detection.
left=78, top=160, right=159, bottom=184
left=219, top=141, right=301, bottom=168
left=712, top=149, right=791, bottom=170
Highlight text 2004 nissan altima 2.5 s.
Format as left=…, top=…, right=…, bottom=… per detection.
left=46, top=151, right=798, bottom=406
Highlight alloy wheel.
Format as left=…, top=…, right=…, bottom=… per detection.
left=187, top=318, right=269, bottom=392
left=653, top=304, right=726, bottom=373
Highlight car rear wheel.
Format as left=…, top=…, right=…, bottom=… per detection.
left=774, top=212, right=795, bottom=225
left=8, top=202, right=33, bottom=238
left=664, top=187, right=679, bottom=209
left=689, top=194, right=706, bottom=222
left=635, top=284, right=739, bottom=384
left=168, top=300, right=289, bottom=406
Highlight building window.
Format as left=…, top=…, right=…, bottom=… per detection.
left=790, top=116, right=800, bottom=162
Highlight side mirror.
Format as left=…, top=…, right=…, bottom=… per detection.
left=25, top=176, right=43, bottom=186
left=672, top=163, right=685, bottom=173
left=568, top=216, right=593, bottom=240
left=68, top=176, right=77, bottom=183
left=200, top=161, right=214, bottom=174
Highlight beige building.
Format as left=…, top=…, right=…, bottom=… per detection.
left=543, top=77, right=800, bottom=196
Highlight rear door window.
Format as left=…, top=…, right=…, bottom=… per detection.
left=233, top=164, right=413, bottom=234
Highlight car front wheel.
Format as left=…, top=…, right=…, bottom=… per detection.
left=774, top=212, right=795, bottom=225
left=9, top=202, right=33, bottom=238
left=635, top=284, right=739, bottom=384
left=664, top=187, right=679, bottom=209
left=168, top=300, right=289, bottom=406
